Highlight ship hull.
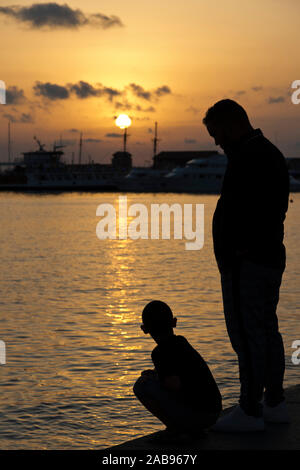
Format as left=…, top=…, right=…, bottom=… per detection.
left=0, top=183, right=119, bottom=192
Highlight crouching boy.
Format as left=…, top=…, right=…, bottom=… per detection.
left=133, top=300, right=222, bottom=440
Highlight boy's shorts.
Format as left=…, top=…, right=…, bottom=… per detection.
left=133, top=374, right=219, bottom=431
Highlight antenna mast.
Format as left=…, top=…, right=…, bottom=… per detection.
left=79, top=132, right=83, bottom=164
left=33, top=136, right=45, bottom=151
left=153, top=121, right=159, bottom=157
left=8, top=121, right=11, bottom=162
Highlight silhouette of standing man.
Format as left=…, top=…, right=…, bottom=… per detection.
left=203, top=99, right=290, bottom=432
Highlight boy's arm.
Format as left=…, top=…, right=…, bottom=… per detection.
left=151, top=346, right=182, bottom=391
left=141, top=369, right=157, bottom=378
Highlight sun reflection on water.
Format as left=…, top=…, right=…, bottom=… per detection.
left=0, top=192, right=299, bottom=449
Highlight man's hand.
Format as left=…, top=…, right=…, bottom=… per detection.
left=163, top=375, right=181, bottom=391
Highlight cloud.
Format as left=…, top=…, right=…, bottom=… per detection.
left=30, top=80, right=170, bottom=108
left=5, top=86, right=26, bottom=104
left=21, top=79, right=172, bottom=116
left=128, top=83, right=171, bottom=101
left=68, top=128, right=79, bottom=133
left=186, top=106, right=201, bottom=115
left=105, top=133, right=122, bottom=138
left=114, top=100, right=156, bottom=112
left=3, top=112, right=33, bottom=123
left=2, top=113, right=17, bottom=122
left=101, top=86, right=122, bottom=102
left=184, top=138, right=197, bottom=144
left=0, top=3, right=123, bottom=30
left=133, top=116, right=150, bottom=121
left=84, top=138, right=103, bottom=143
left=19, top=112, right=34, bottom=123
left=53, top=138, right=103, bottom=147
left=114, top=100, right=133, bottom=111
left=128, top=83, right=152, bottom=101
left=67, top=81, right=122, bottom=101
left=33, top=81, right=69, bottom=100
left=33, top=80, right=122, bottom=102
left=55, top=138, right=76, bottom=146
left=252, top=86, right=263, bottom=92
left=88, top=13, right=123, bottom=30
left=154, top=85, right=171, bottom=97
left=267, top=96, right=285, bottom=104
left=134, top=104, right=156, bottom=112
left=68, top=81, right=101, bottom=99
left=230, top=90, right=246, bottom=99
left=67, top=80, right=171, bottom=103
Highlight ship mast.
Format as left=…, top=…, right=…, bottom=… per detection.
left=153, top=121, right=159, bottom=158
left=8, top=121, right=11, bottom=162
left=79, top=132, right=83, bottom=164
left=33, top=136, right=45, bottom=151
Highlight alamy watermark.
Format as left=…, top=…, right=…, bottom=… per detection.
left=96, top=196, right=204, bottom=250
left=291, top=80, right=300, bottom=104
left=291, top=340, right=300, bottom=365
left=0, top=340, right=6, bottom=365
left=0, top=80, right=6, bottom=104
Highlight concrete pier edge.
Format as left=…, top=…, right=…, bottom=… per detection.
left=106, top=384, right=300, bottom=451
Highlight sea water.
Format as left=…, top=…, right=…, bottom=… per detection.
left=0, top=192, right=299, bottom=449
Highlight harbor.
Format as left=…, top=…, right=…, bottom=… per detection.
left=1, top=125, right=300, bottom=193
left=1, top=0, right=300, bottom=455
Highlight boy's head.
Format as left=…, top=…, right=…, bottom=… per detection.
left=141, top=300, right=177, bottom=341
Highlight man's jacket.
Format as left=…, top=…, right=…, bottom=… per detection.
left=213, top=128, right=290, bottom=270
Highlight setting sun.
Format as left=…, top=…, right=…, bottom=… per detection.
left=115, top=114, right=132, bottom=129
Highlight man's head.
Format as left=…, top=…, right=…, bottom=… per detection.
left=203, top=99, right=253, bottom=152
left=141, top=300, right=177, bottom=342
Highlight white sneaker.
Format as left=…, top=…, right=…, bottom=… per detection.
left=263, top=400, right=290, bottom=423
left=212, top=405, right=265, bottom=433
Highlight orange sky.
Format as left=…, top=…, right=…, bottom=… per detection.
left=0, top=0, right=300, bottom=165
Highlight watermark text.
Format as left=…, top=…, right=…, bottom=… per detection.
left=291, top=80, right=300, bottom=104
left=0, top=340, right=6, bottom=365
left=0, top=80, right=6, bottom=104
left=292, top=340, right=300, bottom=365
left=96, top=196, right=204, bottom=250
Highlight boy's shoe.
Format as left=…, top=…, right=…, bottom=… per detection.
left=263, top=400, right=290, bottom=423
left=212, top=405, right=265, bottom=433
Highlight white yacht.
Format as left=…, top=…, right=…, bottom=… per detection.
left=119, top=167, right=169, bottom=192
left=289, top=174, right=300, bottom=192
left=162, top=153, right=227, bottom=193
